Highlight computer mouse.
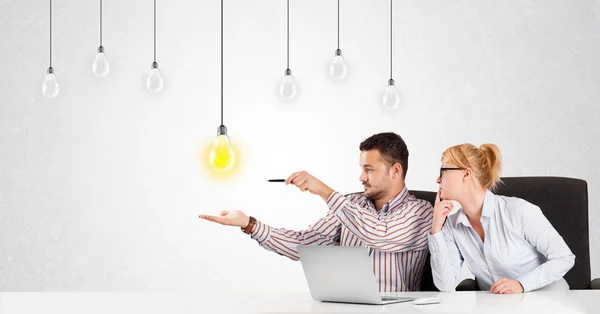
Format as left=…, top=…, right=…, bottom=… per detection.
left=412, top=297, right=441, bottom=305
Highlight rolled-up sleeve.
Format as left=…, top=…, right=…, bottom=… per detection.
left=250, top=211, right=342, bottom=261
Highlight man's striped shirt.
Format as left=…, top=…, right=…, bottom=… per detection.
left=250, top=187, right=434, bottom=291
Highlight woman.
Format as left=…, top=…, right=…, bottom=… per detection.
left=429, top=143, right=575, bottom=293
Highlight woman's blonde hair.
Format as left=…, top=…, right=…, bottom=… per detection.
left=442, top=143, right=503, bottom=191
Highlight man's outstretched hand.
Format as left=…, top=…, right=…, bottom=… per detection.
left=199, top=210, right=250, bottom=228
left=200, top=171, right=334, bottom=229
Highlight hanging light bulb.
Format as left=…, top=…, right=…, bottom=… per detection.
left=382, top=79, right=400, bottom=109
left=92, top=46, right=110, bottom=77
left=209, top=125, right=236, bottom=172
left=279, top=0, right=298, bottom=100
left=146, top=0, right=164, bottom=93
left=92, top=1, right=109, bottom=78
left=42, top=67, right=59, bottom=99
left=382, top=0, right=400, bottom=110
left=330, top=49, right=347, bottom=80
left=279, top=69, right=297, bottom=100
left=42, top=0, right=59, bottom=99
left=207, top=0, right=237, bottom=174
left=146, top=61, right=164, bottom=93
left=329, top=0, right=347, bottom=81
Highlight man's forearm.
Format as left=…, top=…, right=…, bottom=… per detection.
left=319, top=186, right=335, bottom=203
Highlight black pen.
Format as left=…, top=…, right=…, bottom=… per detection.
left=267, top=179, right=285, bottom=182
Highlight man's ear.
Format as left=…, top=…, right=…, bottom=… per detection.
left=392, top=163, right=403, bottom=179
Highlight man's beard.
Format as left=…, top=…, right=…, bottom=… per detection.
left=364, top=185, right=385, bottom=201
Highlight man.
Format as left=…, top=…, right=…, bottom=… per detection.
left=199, top=132, right=433, bottom=292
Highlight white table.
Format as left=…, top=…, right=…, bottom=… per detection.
left=1, top=290, right=598, bottom=313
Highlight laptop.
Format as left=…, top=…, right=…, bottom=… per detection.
left=297, top=245, right=415, bottom=305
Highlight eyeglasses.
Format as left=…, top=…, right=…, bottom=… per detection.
left=439, top=167, right=464, bottom=179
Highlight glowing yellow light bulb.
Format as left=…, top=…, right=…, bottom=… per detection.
left=209, top=125, right=235, bottom=172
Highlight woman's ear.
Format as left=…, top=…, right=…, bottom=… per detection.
left=463, top=168, right=471, bottom=182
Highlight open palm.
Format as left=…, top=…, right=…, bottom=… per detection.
left=199, top=210, right=249, bottom=228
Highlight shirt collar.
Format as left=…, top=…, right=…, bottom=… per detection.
left=481, top=190, right=496, bottom=218
left=388, top=186, right=409, bottom=209
left=455, top=190, right=495, bottom=227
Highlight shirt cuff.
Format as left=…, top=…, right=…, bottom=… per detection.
left=517, top=271, right=538, bottom=292
left=326, top=191, right=346, bottom=214
left=428, top=232, right=447, bottom=254
left=250, top=220, right=271, bottom=244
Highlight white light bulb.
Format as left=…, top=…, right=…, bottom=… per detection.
left=146, top=62, right=164, bottom=93
left=42, top=67, right=59, bottom=98
left=279, top=69, right=297, bottom=100
left=92, top=46, right=110, bottom=78
left=329, top=49, right=348, bottom=80
left=382, top=79, right=400, bottom=110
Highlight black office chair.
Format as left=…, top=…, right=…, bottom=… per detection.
left=413, top=176, right=599, bottom=290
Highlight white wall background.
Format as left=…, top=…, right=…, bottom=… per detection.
left=0, top=0, right=599, bottom=292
